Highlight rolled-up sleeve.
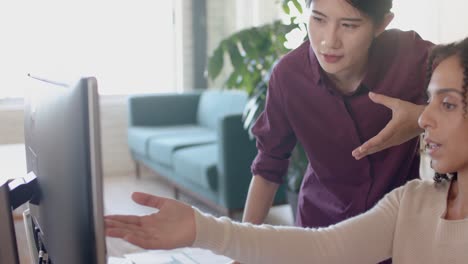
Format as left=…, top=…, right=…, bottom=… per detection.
left=251, top=67, right=297, bottom=184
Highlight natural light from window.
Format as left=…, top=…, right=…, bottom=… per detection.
left=0, top=1, right=176, bottom=100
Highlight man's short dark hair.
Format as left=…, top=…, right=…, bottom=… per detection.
left=306, top=0, right=392, bottom=24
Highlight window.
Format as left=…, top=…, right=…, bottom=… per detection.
left=0, top=1, right=178, bottom=99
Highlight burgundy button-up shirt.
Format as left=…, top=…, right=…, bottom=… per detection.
left=251, top=29, right=434, bottom=228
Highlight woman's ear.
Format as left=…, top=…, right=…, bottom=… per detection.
left=374, top=12, right=395, bottom=38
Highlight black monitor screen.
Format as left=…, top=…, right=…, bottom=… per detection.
left=24, top=75, right=106, bottom=264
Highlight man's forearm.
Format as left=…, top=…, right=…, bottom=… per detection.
left=242, top=175, right=280, bottom=224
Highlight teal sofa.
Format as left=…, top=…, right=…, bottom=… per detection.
left=127, top=90, right=285, bottom=216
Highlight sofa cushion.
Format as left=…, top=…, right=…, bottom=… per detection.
left=173, top=144, right=218, bottom=191
left=197, top=90, right=247, bottom=130
left=128, top=125, right=212, bottom=157
left=147, top=130, right=216, bottom=166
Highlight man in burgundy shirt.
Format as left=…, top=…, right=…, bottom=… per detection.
left=248, top=28, right=431, bottom=226
left=240, top=0, right=433, bottom=260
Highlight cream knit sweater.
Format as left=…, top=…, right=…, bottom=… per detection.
left=193, top=180, right=468, bottom=264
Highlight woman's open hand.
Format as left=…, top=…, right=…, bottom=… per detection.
left=105, top=192, right=196, bottom=250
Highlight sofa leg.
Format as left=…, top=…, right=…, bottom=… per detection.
left=135, top=161, right=141, bottom=179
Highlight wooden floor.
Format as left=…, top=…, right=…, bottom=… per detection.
left=14, top=171, right=294, bottom=263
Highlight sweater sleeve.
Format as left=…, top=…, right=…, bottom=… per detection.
left=193, top=186, right=405, bottom=264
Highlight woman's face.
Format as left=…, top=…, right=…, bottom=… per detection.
left=307, top=0, right=383, bottom=78
left=418, top=55, right=468, bottom=175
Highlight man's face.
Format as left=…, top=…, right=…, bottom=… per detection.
left=307, top=0, right=378, bottom=78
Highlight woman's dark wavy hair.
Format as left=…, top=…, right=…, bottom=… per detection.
left=424, top=37, right=468, bottom=183
left=305, top=0, right=392, bottom=24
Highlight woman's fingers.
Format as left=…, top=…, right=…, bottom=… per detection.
left=132, top=192, right=167, bottom=209
left=105, top=219, right=155, bottom=240
left=105, top=215, right=141, bottom=225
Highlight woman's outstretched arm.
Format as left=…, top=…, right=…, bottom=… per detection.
left=106, top=188, right=402, bottom=264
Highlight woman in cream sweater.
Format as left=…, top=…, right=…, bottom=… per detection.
left=106, top=37, right=468, bottom=264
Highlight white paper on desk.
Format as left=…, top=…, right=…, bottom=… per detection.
left=171, top=253, right=197, bottom=264
left=123, top=251, right=198, bottom=264
left=124, top=248, right=231, bottom=264
left=181, top=248, right=232, bottom=264
left=124, top=251, right=174, bottom=264
left=108, top=256, right=134, bottom=264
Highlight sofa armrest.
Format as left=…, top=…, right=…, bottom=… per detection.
left=128, top=92, right=201, bottom=127
left=217, top=114, right=257, bottom=209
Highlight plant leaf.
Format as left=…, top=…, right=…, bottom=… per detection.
left=225, top=71, right=238, bottom=89
left=227, top=42, right=244, bottom=70
left=282, top=1, right=291, bottom=15
left=292, top=0, right=303, bottom=14
left=207, top=45, right=224, bottom=80
left=240, top=36, right=259, bottom=58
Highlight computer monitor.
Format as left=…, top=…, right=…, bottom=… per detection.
left=23, top=75, right=106, bottom=264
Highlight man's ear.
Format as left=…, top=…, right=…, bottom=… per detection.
left=374, top=12, right=394, bottom=38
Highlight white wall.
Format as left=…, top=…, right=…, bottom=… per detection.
left=234, top=0, right=281, bottom=29
left=438, top=0, right=467, bottom=43
left=0, top=106, right=24, bottom=145
left=390, top=0, right=467, bottom=44
left=98, top=97, right=135, bottom=178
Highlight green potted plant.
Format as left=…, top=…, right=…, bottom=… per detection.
left=207, top=0, right=308, bottom=218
